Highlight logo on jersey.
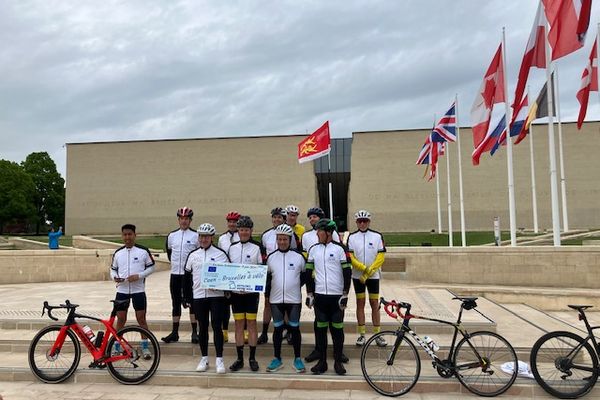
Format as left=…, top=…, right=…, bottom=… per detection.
left=134, top=257, right=139, bottom=261
left=208, top=266, right=217, bottom=272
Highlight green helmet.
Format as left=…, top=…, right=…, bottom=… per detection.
left=315, top=218, right=337, bottom=232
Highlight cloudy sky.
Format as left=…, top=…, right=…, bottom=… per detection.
left=1, top=0, right=599, bottom=177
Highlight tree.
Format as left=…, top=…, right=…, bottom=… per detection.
left=0, top=160, right=36, bottom=234
left=22, top=152, right=65, bottom=234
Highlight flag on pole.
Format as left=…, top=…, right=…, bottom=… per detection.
left=416, top=134, right=440, bottom=181
left=513, top=1, right=547, bottom=109
left=542, top=0, right=592, bottom=60
left=525, top=72, right=557, bottom=128
left=576, top=37, right=598, bottom=129
left=297, top=121, right=331, bottom=163
left=483, top=115, right=507, bottom=158
left=495, top=95, right=531, bottom=148
left=431, top=103, right=457, bottom=143
left=471, top=44, right=505, bottom=165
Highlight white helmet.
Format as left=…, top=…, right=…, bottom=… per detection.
left=285, top=205, right=299, bottom=214
left=354, top=210, right=372, bottom=220
left=198, top=223, right=216, bottom=236
left=274, top=224, right=293, bottom=236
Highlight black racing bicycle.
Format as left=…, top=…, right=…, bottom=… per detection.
left=530, top=305, right=600, bottom=399
left=360, top=297, right=518, bottom=397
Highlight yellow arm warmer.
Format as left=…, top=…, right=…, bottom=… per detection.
left=360, top=252, right=385, bottom=282
left=349, top=253, right=367, bottom=272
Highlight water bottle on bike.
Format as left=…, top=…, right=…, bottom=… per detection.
left=423, top=336, right=440, bottom=352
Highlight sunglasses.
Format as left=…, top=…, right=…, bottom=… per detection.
left=357, top=219, right=370, bottom=223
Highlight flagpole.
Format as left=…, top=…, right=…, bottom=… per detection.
left=327, top=152, right=334, bottom=221
left=528, top=87, right=540, bottom=234
left=543, top=13, right=562, bottom=246
left=554, top=66, right=569, bottom=232
left=445, top=142, right=453, bottom=247
left=455, top=94, right=467, bottom=247
left=436, top=165, right=442, bottom=235
left=502, top=28, right=517, bottom=247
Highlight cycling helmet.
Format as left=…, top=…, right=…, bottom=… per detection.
left=315, top=218, right=337, bottom=232
left=306, top=207, right=325, bottom=218
left=354, top=210, right=372, bottom=220
left=236, top=215, right=254, bottom=229
left=197, top=223, right=216, bottom=236
left=274, top=224, right=293, bottom=236
left=285, top=205, right=300, bottom=214
left=226, top=211, right=241, bottom=221
left=271, top=207, right=287, bottom=217
left=177, top=207, right=194, bottom=218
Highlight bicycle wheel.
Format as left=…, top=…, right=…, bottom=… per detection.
left=360, top=330, right=421, bottom=397
left=530, top=331, right=598, bottom=399
left=106, top=326, right=161, bottom=384
left=28, top=325, right=81, bottom=383
left=453, top=331, right=518, bottom=397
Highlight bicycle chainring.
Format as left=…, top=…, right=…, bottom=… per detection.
left=435, top=359, right=455, bottom=378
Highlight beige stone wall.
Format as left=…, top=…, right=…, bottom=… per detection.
left=349, top=121, right=600, bottom=232
left=66, top=136, right=317, bottom=235
left=391, top=246, right=600, bottom=288
left=0, top=249, right=170, bottom=284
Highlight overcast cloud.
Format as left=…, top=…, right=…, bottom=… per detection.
left=1, top=0, right=599, bottom=177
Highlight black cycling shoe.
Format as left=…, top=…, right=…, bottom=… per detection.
left=249, top=359, right=259, bottom=372
left=310, top=360, right=328, bottom=375
left=191, top=331, right=199, bottom=344
left=88, top=361, right=106, bottom=369
left=161, top=331, right=179, bottom=343
left=341, top=353, right=349, bottom=363
left=229, top=359, right=244, bottom=372
left=334, top=361, right=346, bottom=375
left=304, top=349, right=321, bottom=363
left=257, top=332, right=268, bottom=345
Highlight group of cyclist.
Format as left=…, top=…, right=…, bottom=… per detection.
left=110, top=204, right=387, bottom=375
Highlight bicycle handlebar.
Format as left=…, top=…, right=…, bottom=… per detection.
left=380, top=297, right=412, bottom=320
left=41, top=300, right=78, bottom=321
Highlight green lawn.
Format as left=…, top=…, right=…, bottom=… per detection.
left=102, top=236, right=167, bottom=250
left=16, top=235, right=73, bottom=247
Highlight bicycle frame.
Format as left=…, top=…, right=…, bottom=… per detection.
left=562, top=309, right=600, bottom=373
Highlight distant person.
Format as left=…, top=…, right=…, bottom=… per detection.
left=48, top=226, right=63, bottom=249
left=110, top=224, right=156, bottom=360
left=285, top=205, right=306, bottom=240
left=218, top=211, right=241, bottom=343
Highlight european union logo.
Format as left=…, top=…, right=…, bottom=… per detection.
left=134, top=257, right=139, bottom=261
left=255, top=285, right=263, bottom=291
left=369, top=242, right=373, bottom=246
left=329, top=254, right=334, bottom=257
left=208, top=266, right=217, bottom=272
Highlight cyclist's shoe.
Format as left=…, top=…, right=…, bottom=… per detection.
left=334, top=361, right=346, bottom=375
left=141, top=340, right=152, bottom=360
left=216, top=357, right=226, bottom=374
left=88, top=360, right=106, bottom=369
left=249, top=359, right=259, bottom=372
left=196, top=356, right=209, bottom=372
left=266, top=358, right=283, bottom=372
left=375, top=336, right=388, bottom=347
left=161, top=331, right=179, bottom=343
left=229, top=359, right=244, bottom=372
left=191, top=331, right=199, bottom=344
left=111, top=343, right=123, bottom=357
left=257, top=332, right=268, bottom=345
left=293, top=357, right=306, bottom=373
left=244, top=330, right=249, bottom=344
left=341, top=353, right=349, bottom=364
left=304, top=349, right=320, bottom=363
left=285, top=330, right=293, bottom=345
left=223, top=330, right=229, bottom=343
left=355, top=335, right=366, bottom=347
left=310, top=360, right=328, bottom=375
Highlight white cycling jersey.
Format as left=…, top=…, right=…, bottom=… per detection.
left=110, top=245, right=155, bottom=294
left=218, top=230, right=240, bottom=253
left=307, top=241, right=349, bottom=295
left=166, top=228, right=198, bottom=275
left=261, top=227, right=299, bottom=254
left=347, top=229, right=386, bottom=279
left=227, top=239, right=265, bottom=265
left=184, top=245, right=229, bottom=298
left=301, top=229, right=340, bottom=253
left=267, top=249, right=306, bottom=304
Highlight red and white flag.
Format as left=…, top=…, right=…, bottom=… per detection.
left=542, top=0, right=592, bottom=60
left=576, top=38, right=598, bottom=129
left=297, top=121, right=331, bottom=163
left=470, top=43, right=505, bottom=165
left=513, top=2, right=547, bottom=109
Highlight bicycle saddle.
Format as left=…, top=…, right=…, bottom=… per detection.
left=452, top=296, right=478, bottom=302
left=568, top=304, right=593, bottom=311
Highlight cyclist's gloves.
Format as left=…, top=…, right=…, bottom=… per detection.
left=305, top=294, right=315, bottom=309
left=338, top=294, right=349, bottom=310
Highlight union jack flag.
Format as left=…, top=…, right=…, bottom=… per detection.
left=416, top=134, right=442, bottom=181
left=431, top=102, right=457, bottom=143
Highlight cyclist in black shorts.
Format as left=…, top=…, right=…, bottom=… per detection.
left=305, top=218, right=351, bottom=375
left=163, top=207, right=198, bottom=344
left=265, top=224, right=307, bottom=373
left=227, top=216, right=265, bottom=372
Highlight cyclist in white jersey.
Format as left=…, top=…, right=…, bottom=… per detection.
left=217, top=211, right=241, bottom=343
left=163, top=207, right=199, bottom=344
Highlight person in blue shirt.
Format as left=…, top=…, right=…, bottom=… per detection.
left=48, top=226, right=63, bottom=249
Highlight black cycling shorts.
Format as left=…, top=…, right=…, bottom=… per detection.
left=114, top=292, right=147, bottom=312
left=270, top=303, right=302, bottom=327
left=231, top=293, right=260, bottom=320
left=353, top=278, right=380, bottom=299
left=314, top=294, right=343, bottom=326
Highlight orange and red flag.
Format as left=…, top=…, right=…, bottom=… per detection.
left=297, top=121, right=331, bottom=164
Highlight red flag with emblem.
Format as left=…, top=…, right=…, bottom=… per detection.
left=298, top=121, right=331, bottom=163
left=577, top=37, right=598, bottom=129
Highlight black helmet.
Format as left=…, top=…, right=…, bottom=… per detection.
left=306, top=207, right=325, bottom=218
left=315, top=218, right=337, bottom=232
left=271, top=207, right=287, bottom=218
left=236, top=215, right=254, bottom=229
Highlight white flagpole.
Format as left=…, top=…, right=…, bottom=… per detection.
left=502, top=28, right=517, bottom=246
left=455, top=94, right=467, bottom=247
left=597, top=26, right=600, bottom=107
left=528, top=87, right=540, bottom=234
left=445, top=142, right=453, bottom=247
left=327, top=152, right=334, bottom=220
left=436, top=167, right=442, bottom=234
left=554, top=66, right=569, bottom=232
left=543, top=13, right=562, bottom=246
